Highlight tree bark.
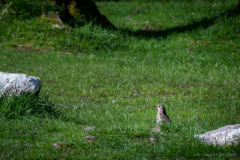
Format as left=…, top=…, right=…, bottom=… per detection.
left=0, top=0, right=6, bottom=4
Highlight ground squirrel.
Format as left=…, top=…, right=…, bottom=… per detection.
left=155, top=104, right=170, bottom=125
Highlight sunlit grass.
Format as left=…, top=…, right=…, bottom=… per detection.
left=0, top=0, right=240, bottom=159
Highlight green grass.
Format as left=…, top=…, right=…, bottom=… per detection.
left=0, top=92, right=59, bottom=119
left=0, top=0, right=240, bottom=159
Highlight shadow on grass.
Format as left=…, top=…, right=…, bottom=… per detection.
left=122, top=8, right=239, bottom=39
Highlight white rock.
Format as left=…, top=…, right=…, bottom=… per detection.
left=84, top=126, right=96, bottom=131
left=53, top=141, right=74, bottom=149
left=194, top=124, right=240, bottom=146
left=85, top=136, right=95, bottom=143
left=0, top=72, right=41, bottom=96
left=52, top=24, right=64, bottom=30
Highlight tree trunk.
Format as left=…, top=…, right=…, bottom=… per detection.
left=54, top=0, right=117, bottom=29
left=237, top=0, right=240, bottom=13
left=0, top=0, right=6, bottom=4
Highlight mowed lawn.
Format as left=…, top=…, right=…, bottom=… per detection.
left=0, top=0, right=240, bottom=159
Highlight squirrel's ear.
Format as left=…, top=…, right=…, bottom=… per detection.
left=154, top=105, right=157, bottom=107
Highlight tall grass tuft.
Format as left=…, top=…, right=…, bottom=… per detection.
left=0, top=92, right=61, bottom=119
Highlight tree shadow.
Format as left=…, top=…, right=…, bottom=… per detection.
left=122, top=8, right=239, bottom=39
left=93, top=0, right=123, bottom=2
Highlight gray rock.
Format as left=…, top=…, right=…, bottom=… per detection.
left=194, top=124, right=240, bottom=146
left=0, top=72, right=41, bottom=97
left=52, top=24, right=64, bottom=30
left=149, top=137, right=157, bottom=141
left=53, top=142, right=63, bottom=149
left=84, top=126, right=96, bottom=131
left=85, top=136, right=95, bottom=143
left=53, top=141, right=74, bottom=149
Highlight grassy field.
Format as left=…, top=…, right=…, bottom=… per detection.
left=0, top=0, right=240, bottom=159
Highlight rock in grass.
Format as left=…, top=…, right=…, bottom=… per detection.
left=85, top=136, right=95, bottom=143
left=52, top=24, right=64, bottom=30
left=194, top=124, right=240, bottom=146
left=84, top=126, right=96, bottom=131
left=149, top=136, right=157, bottom=141
left=0, top=72, right=41, bottom=97
left=53, top=141, right=74, bottom=149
